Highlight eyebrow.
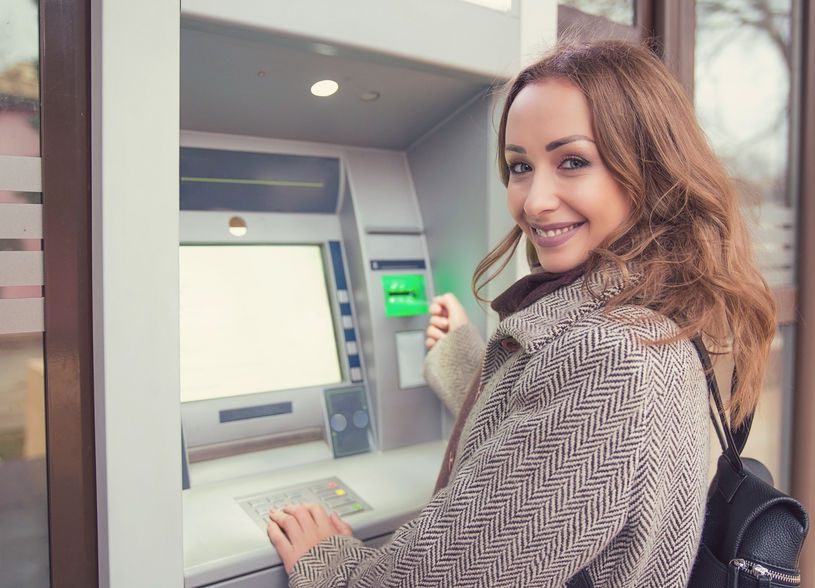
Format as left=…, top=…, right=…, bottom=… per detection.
left=545, top=135, right=595, bottom=152
left=504, top=135, right=596, bottom=156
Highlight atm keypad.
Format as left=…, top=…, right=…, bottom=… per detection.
left=236, top=477, right=371, bottom=530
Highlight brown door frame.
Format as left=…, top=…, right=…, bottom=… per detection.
left=792, top=0, right=815, bottom=578
left=40, top=0, right=98, bottom=586
left=646, top=0, right=696, bottom=97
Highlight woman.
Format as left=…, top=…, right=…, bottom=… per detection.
left=267, top=39, right=776, bottom=587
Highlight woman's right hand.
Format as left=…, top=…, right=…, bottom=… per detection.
left=425, top=293, right=470, bottom=350
left=267, top=502, right=353, bottom=574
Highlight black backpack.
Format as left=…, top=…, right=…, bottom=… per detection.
left=568, top=338, right=809, bottom=587
left=687, top=337, right=809, bottom=587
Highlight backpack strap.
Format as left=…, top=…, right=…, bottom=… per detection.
left=728, top=367, right=753, bottom=454
left=689, top=336, right=748, bottom=470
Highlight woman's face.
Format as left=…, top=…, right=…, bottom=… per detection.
left=504, top=79, right=631, bottom=273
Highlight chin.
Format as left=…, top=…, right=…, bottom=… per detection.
left=534, top=254, right=587, bottom=274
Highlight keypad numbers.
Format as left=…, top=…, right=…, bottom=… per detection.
left=236, top=477, right=371, bottom=531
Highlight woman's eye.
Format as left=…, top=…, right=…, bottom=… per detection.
left=560, top=156, right=589, bottom=170
left=508, top=162, right=532, bottom=174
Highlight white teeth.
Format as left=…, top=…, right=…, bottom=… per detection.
left=535, top=224, right=577, bottom=238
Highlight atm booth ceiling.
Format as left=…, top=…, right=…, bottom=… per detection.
left=180, top=18, right=500, bottom=150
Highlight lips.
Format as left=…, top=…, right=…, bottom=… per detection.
left=529, top=221, right=584, bottom=247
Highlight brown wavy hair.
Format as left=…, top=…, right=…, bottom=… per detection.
left=474, top=39, right=776, bottom=427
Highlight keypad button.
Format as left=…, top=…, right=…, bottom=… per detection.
left=330, top=413, right=348, bottom=432
left=352, top=410, right=369, bottom=429
left=237, top=477, right=370, bottom=531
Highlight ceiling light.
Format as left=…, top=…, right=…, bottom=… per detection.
left=359, top=90, right=380, bottom=102
left=310, top=79, right=339, bottom=97
left=312, top=43, right=338, bottom=57
left=461, top=0, right=512, bottom=11
left=228, top=216, right=248, bottom=237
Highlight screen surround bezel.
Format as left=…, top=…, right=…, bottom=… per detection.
left=179, top=210, right=361, bottom=451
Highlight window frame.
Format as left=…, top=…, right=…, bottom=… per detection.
left=40, top=0, right=98, bottom=585
left=791, top=0, right=815, bottom=576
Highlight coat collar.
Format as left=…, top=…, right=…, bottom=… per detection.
left=490, top=266, right=632, bottom=354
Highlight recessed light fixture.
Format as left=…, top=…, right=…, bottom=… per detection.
left=310, top=79, right=339, bottom=97
left=359, top=90, right=380, bottom=102
left=312, top=43, right=338, bottom=57
left=228, top=216, right=248, bottom=237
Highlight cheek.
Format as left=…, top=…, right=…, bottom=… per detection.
left=612, top=190, right=633, bottom=225
left=600, top=192, right=632, bottom=237
left=581, top=189, right=630, bottom=245
left=506, top=186, right=525, bottom=221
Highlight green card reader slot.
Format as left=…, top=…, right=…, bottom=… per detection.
left=381, top=274, right=429, bottom=317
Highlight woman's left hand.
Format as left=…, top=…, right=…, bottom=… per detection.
left=267, top=502, right=354, bottom=573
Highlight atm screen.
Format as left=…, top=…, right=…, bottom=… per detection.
left=179, top=244, right=342, bottom=404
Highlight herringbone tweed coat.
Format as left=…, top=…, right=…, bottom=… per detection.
left=290, top=274, right=709, bottom=587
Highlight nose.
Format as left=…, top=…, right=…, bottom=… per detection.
left=522, top=172, right=560, bottom=218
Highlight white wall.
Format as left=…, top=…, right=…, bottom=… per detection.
left=408, top=93, right=497, bottom=338
left=92, top=0, right=182, bottom=585
left=520, top=0, right=559, bottom=67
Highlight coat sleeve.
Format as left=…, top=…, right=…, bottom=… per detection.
left=288, top=326, right=662, bottom=588
left=422, top=323, right=485, bottom=417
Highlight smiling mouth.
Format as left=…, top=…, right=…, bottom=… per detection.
left=533, top=223, right=583, bottom=238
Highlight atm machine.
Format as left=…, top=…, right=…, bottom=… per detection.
left=179, top=133, right=453, bottom=587
left=177, top=2, right=516, bottom=583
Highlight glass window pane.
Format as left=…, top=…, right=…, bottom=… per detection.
left=0, top=1, right=47, bottom=586
left=0, top=0, right=40, bottom=157
left=559, top=0, right=635, bottom=26
left=0, top=333, right=48, bottom=587
left=743, top=325, right=795, bottom=492
left=695, top=0, right=796, bottom=288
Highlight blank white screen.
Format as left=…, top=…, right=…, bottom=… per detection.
left=179, top=245, right=342, bottom=403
